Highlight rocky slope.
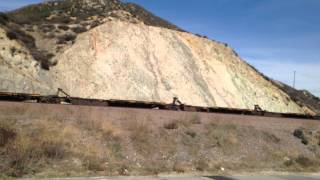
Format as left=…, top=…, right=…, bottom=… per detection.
left=49, top=20, right=305, bottom=113
left=0, top=0, right=318, bottom=114
left=273, top=80, right=320, bottom=115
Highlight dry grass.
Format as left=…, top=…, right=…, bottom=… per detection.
left=283, top=155, right=320, bottom=172
left=128, top=120, right=153, bottom=155
left=206, top=124, right=239, bottom=150
left=0, top=117, right=126, bottom=177
left=173, top=161, right=188, bottom=173
left=0, top=119, right=67, bottom=177
left=1, top=114, right=320, bottom=178
left=164, top=122, right=179, bottom=130
left=189, top=114, right=201, bottom=124
left=195, top=158, right=209, bottom=171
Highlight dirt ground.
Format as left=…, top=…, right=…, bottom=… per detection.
left=0, top=101, right=320, bottom=178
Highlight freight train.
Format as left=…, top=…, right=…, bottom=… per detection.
left=0, top=90, right=319, bottom=120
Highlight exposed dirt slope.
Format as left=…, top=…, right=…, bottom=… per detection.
left=0, top=25, right=53, bottom=93
left=1, top=102, right=320, bottom=178
left=0, top=0, right=318, bottom=114
left=46, top=21, right=303, bottom=113
left=273, top=80, right=320, bottom=115
left=1, top=0, right=182, bottom=70
left=0, top=19, right=309, bottom=114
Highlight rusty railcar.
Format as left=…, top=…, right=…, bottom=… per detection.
left=0, top=92, right=319, bottom=120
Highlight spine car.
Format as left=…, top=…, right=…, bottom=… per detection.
left=0, top=92, right=318, bottom=120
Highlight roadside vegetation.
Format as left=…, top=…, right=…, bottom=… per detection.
left=1, top=111, right=320, bottom=178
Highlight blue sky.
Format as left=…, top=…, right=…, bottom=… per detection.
left=1, top=0, right=319, bottom=96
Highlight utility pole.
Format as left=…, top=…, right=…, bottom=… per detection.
left=293, top=70, right=296, bottom=88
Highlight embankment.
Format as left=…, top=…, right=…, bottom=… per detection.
left=0, top=101, right=320, bottom=178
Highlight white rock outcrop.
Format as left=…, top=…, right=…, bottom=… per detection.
left=0, top=20, right=305, bottom=113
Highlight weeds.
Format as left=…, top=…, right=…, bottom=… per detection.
left=83, top=155, right=106, bottom=172
left=1, top=113, right=320, bottom=177
left=58, top=25, right=69, bottom=31
left=294, top=128, right=309, bottom=145
left=57, top=34, right=76, bottom=44
left=173, top=161, right=187, bottom=173
left=6, top=31, right=18, bottom=40
left=0, top=119, right=17, bottom=147
left=164, top=122, right=178, bottom=130
left=30, top=50, right=55, bottom=70
left=100, top=121, right=122, bottom=139
left=10, top=47, right=17, bottom=57
left=129, top=121, right=152, bottom=155
left=195, top=158, right=209, bottom=171
left=262, top=131, right=280, bottom=144
left=295, top=156, right=315, bottom=167
left=77, top=119, right=121, bottom=139
left=0, top=119, right=67, bottom=177
left=185, top=130, right=196, bottom=138
left=71, top=26, right=87, bottom=33
left=0, top=13, right=8, bottom=25
left=4, top=24, right=56, bottom=70
left=284, top=155, right=319, bottom=170
left=206, top=124, right=239, bottom=149
left=189, top=114, right=201, bottom=124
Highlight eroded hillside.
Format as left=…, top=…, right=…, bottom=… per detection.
left=51, top=20, right=308, bottom=114
left=0, top=0, right=318, bottom=114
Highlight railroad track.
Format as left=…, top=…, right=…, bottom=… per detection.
left=0, top=91, right=319, bottom=120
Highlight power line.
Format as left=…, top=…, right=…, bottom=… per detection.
left=293, top=70, right=296, bottom=88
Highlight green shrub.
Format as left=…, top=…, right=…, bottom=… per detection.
left=0, top=13, right=8, bottom=25
left=5, top=25, right=36, bottom=49
left=6, top=31, right=18, bottom=40
left=293, top=128, right=309, bottom=145
left=294, top=129, right=304, bottom=139
left=83, top=155, right=106, bottom=172
left=190, top=114, right=201, bottom=124
left=30, top=50, right=55, bottom=70
left=0, top=122, right=17, bottom=147
left=7, top=1, right=73, bottom=25
left=10, top=47, right=17, bottom=56
left=295, top=156, right=315, bottom=167
left=58, top=25, right=70, bottom=31
left=195, top=158, right=209, bottom=171
left=71, top=26, right=87, bottom=33
left=284, top=159, right=295, bottom=167
left=57, top=34, right=76, bottom=44
left=164, top=122, right=178, bottom=130
left=185, top=130, right=196, bottom=138
left=4, top=132, right=66, bottom=177
left=129, top=121, right=152, bottom=155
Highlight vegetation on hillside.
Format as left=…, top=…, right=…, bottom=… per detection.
left=6, top=0, right=182, bottom=31
left=1, top=0, right=183, bottom=71
left=0, top=13, right=8, bottom=25
left=1, top=110, right=320, bottom=178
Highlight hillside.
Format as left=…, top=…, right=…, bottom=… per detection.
left=0, top=102, right=320, bottom=179
left=1, top=102, right=320, bottom=178
left=272, top=80, right=320, bottom=115
left=1, top=0, right=182, bottom=70
left=0, top=0, right=319, bottom=114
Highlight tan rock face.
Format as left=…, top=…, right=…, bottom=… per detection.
left=0, top=27, right=53, bottom=94
left=0, top=21, right=305, bottom=113
left=0, top=20, right=307, bottom=113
